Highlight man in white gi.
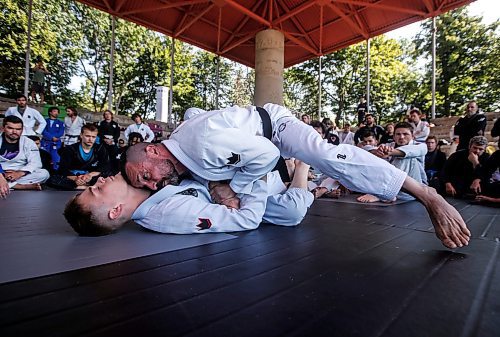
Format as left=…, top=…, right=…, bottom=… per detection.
left=358, top=122, right=428, bottom=203
left=121, top=103, right=471, bottom=249
left=64, top=161, right=314, bottom=236
left=63, top=107, right=86, bottom=146
left=0, top=116, right=50, bottom=190
left=124, top=113, right=155, bottom=143
left=408, top=108, right=430, bottom=143
left=5, top=94, right=46, bottom=136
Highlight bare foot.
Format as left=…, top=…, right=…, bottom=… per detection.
left=357, top=194, right=380, bottom=203
left=12, top=183, right=42, bottom=191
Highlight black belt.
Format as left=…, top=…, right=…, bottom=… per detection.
left=67, top=135, right=79, bottom=138
left=256, top=107, right=290, bottom=182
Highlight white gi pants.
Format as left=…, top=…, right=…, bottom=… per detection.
left=8, top=169, right=50, bottom=188
left=266, top=113, right=407, bottom=201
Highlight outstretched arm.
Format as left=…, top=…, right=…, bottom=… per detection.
left=401, top=176, right=471, bottom=249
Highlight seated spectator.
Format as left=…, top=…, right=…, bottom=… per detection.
left=408, top=108, right=430, bottom=143
left=127, top=132, right=144, bottom=147
left=442, top=136, right=489, bottom=198
left=353, top=113, right=385, bottom=145
left=338, top=123, right=355, bottom=145
left=63, top=107, right=86, bottom=146
left=321, top=117, right=335, bottom=133
left=357, top=122, right=427, bottom=203
left=358, top=130, right=378, bottom=151
left=48, top=124, right=111, bottom=190
left=305, top=122, right=342, bottom=198
left=118, top=138, right=126, bottom=148
left=453, top=101, right=487, bottom=151
left=27, top=135, right=53, bottom=175
left=491, top=118, right=499, bottom=141
left=0, top=116, right=49, bottom=190
left=379, top=123, right=395, bottom=144
left=425, top=136, right=447, bottom=191
left=475, top=147, right=500, bottom=202
left=124, top=113, right=155, bottom=143
left=1, top=164, right=11, bottom=199
left=41, top=106, right=64, bottom=170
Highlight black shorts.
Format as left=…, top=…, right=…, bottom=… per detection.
left=31, top=82, right=45, bottom=94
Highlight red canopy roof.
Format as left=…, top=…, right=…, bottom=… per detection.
left=78, top=0, right=475, bottom=68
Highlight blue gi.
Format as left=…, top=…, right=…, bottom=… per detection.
left=41, top=118, right=65, bottom=170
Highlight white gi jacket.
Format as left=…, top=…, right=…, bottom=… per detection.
left=124, top=123, right=155, bottom=142
left=165, top=105, right=282, bottom=194
left=5, top=106, right=47, bottom=136
left=63, top=116, right=86, bottom=145
left=131, top=172, right=314, bottom=234
left=410, top=120, right=430, bottom=143
left=0, top=135, right=43, bottom=173
left=388, top=141, right=428, bottom=200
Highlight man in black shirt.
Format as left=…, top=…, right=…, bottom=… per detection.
left=442, top=136, right=489, bottom=198
left=48, top=124, right=111, bottom=190
left=353, top=113, right=385, bottom=145
left=425, top=136, right=447, bottom=191
left=453, top=101, right=487, bottom=151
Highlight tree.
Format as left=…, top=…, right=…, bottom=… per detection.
left=414, top=8, right=500, bottom=116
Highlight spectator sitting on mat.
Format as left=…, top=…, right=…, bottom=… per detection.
left=0, top=116, right=50, bottom=191
left=27, top=135, right=54, bottom=175
left=424, top=135, right=447, bottom=192
left=48, top=124, right=111, bottom=190
left=442, top=136, right=490, bottom=199
left=357, top=122, right=427, bottom=203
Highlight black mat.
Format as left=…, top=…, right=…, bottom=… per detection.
left=0, top=190, right=236, bottom=284
left=1, top=193, right=500, bottom=337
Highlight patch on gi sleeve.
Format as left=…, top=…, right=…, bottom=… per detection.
left=226, top=152, right=241, bottom=165
left=197, top=218, right=212, bottom=230
left=176, top=188, right=198, bottom=197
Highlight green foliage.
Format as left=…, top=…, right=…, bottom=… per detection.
left=1, top=1, right=497, bottom=123
left=414, top=8, right=500, bottom=116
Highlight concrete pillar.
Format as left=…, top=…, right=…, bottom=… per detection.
left=254, top=29, right=284, bottom=106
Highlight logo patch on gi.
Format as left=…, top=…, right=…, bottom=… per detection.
left=197, top=218, right=212, bottom=230
left=337, top=153, right=346, bottom=160
left=227, top=152, right=241, bottom=165
left=176, top=188, right=198, bottom=197
left=278, top=123, right=286, bottom=132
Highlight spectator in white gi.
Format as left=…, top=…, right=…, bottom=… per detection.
left=64, top=160, right=314, bottom=236
left=0, top=164, right=10, bottom=199
left=408, top=108, right=430, bottom=143
left=357, top=122, right=427, bottom=203
left=124, top=113, right=155, bottom=143
left=0, top=116, right=49, bottom=190
left=63, top=107, right=85, bottom=146
left=121, top=103, right=470, bottom=249
left=5, top=94, right=46, bottom=136
left=338, top=123, right=355, bottom=145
